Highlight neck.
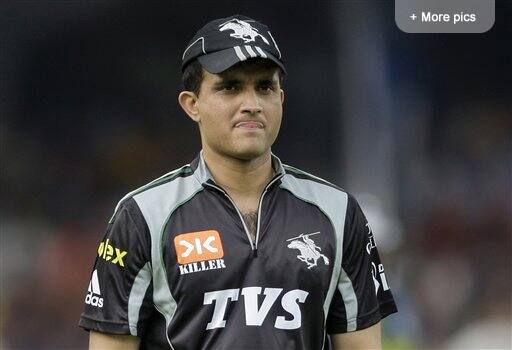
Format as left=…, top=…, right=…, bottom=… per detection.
left=202, top=147, right=275, bottom=197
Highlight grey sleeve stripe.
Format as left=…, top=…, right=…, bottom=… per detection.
left=134, top=175, right=203, bottom=349
left=128, top=261, right=152, bottom=336
left=338, top=268, right=358, bottom=331
left=279, top=174, right=348, bottom=322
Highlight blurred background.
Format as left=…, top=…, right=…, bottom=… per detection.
left=1, top=1, right=510, bottom=349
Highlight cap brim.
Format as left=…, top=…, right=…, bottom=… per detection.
left=198, top=47, right=286, bottom=74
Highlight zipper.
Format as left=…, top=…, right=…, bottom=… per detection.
left=254, top=174, right=283, bottom=251
left=204, top=173, right=283, bottom=256
left=204, top=182, right=256, bottom=250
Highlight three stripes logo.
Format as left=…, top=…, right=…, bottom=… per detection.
left=217, top=18, right=282, bottom=62
left=85, top=270, right=103, bottom=308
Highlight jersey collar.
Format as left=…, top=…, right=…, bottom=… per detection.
left=192, top=150, right=286, bottom=186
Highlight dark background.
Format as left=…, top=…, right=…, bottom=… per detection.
left=1, top=1, right=511, bottom=349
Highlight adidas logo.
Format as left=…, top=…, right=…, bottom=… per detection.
left=85, top=270, right=103, bottom=308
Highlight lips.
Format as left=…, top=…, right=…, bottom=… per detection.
left=234, top=121, right=264, bottom=129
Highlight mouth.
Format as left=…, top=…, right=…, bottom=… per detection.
left=234, top=121, right=264, bottom=129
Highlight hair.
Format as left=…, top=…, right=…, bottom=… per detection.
left=181, top=60, right=204, bottom=95
left=181, top=58, right=285, bottom=95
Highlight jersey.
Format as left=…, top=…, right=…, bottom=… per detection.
left=79, top=152, right=397, bottom=349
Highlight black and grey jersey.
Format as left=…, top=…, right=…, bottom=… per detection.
left=79, top=152, right=397, bottom=350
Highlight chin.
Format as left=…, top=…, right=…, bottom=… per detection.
left=233, top=150, right=265, bottom=161
left=229, top=144, right=269, bottom=161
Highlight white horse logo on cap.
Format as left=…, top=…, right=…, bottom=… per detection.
left=219, top=18, right=270, bottom=44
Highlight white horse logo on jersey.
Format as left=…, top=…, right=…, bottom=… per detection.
left=287, top=232, right=330, bottom=269
left=219, top=18, right=270, bottom=44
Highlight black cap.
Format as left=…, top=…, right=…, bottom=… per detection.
left=182, top=15, right=286, bottom=74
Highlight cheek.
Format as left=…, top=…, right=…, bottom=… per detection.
left=198, top=100, right=234, bottom=134
left=266, top=100, right=283, bottom=126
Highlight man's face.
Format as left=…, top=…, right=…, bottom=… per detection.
left=194, top=62, right=283, bottom=161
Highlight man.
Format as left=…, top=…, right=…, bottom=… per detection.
left=79, top=14, right=397, bottom=349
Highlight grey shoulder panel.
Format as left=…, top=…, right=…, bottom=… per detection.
left=109, top=165, right=193, bottom=223
left=279, top=171, right=349, bottom=324
left=132, top=171, right=203, bottom=349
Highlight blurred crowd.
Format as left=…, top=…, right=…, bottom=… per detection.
left=1, top=2, right=510, bottom=349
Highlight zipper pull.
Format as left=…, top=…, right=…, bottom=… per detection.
left=253, top=248, right=258, bottom=258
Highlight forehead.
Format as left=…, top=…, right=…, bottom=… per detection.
left=203, top=61, right=280, bottom=83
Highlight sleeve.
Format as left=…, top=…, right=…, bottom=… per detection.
left=326, top=194, right=397, bottom=334
left=78, top=197, right=154, bottom=337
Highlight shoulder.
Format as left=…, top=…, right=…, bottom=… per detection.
left=279, top=164, right=361, bottom=236
left=281, top=163, right=347, bottom=195
left=280, top=163, right=356, bottom=213
left=109, top=163, right=199, bottom=223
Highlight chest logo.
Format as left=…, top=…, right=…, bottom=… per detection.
left=174, top=230, right=226, bottom=275
left=287, top=232, right=330, bottom=269
left=219, top=18, right=270, bottom=44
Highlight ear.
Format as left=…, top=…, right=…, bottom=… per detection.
left=178, top=91, right=200, bottom=123
left=280, top=89, right=284, bottom=104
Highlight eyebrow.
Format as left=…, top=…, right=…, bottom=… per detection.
left=211, top=79, right=241, bottom=89
left=211, top=76, right=278, bottom=89
left=256, top=78, right=278, bottom=86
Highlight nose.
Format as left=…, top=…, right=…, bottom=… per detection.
left=240, top=88, right=262, bottom=114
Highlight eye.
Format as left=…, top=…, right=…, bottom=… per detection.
left=219, top=83, right=240, bottom=92
left=259, top=84, right=275, bottom=93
